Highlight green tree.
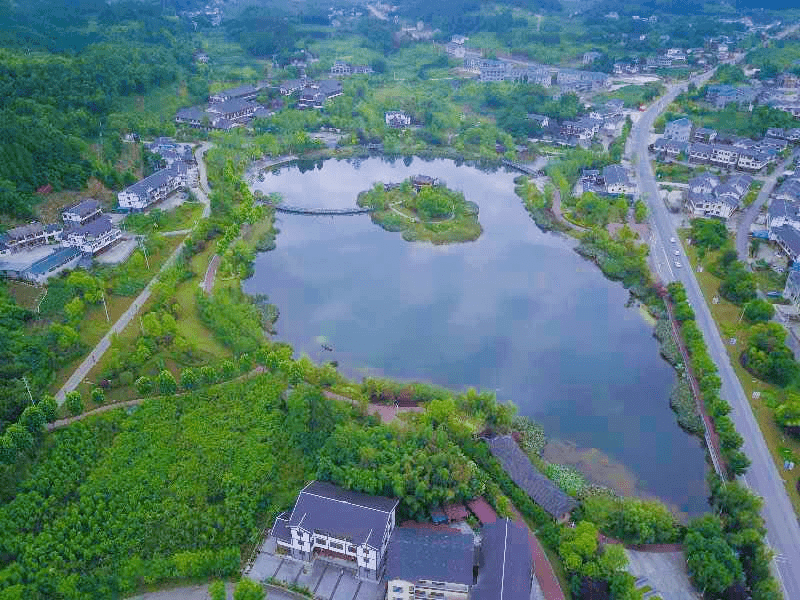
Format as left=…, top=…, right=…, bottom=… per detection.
left=200, top=365, right=217, bottom=386
left=233, top=579, right=264, bottom=600
left=39, top=395, right=58, bottom=422
left=136, top=376, right=153, bottom=396
left=181, top=368, right=199, bottom=391
left=685, top=515, right=743, bottom=597
left=91, top=387, right=105, bottom=405
left=743, top=299, right=775, bottom=323
left=219, top=360, right=236, bottom=380
left=19, top=405, right=46, bottom=434
left=633, top=199, right=647, bottom=223
left=6, top=422, right=33, bottom=452
left=157, top=370, right=178, bottom=395
left=65, top=391, right=84, bottom=416
left=209, top=581, right=226, bottom=600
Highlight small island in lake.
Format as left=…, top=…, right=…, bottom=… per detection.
left=356, top=175, right=482, bottom=244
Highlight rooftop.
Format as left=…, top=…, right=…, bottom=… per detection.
left=487, top=435, right=577, bottom=520
left=472, top=519, right=532, bottom=600
left=281, top=481, right=399, bottom=548
left=386, top=527, right=474, bottom=585
left=64, top=198, right=100, bottom=218
left=773, top=225, right=800, bottom=257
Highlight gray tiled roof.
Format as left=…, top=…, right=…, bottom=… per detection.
left=71, top=216, right=115, bottom=238
left=64, top=199, right=100, bottom=218
left=217, top=84, right=259, bottom=98
left=207, top=98, right=257, bottom=115
left=285, top=481, right=398, bottom=548
left=472, top=519, right=532, bottom=600
left=773, top=225, right=800, bottom=258
left=176, top=106, right=206, bottom=121
left=487, top=436, right=577, bottom=519
left=602, top=164, right=629, bottom=186
left=124, top=164, right=185, bottom=196
left=386, top=527, right=473, bottom=585
left=271, top=511, right=291, bottom=543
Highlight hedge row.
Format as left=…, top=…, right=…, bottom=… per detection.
left=668, top=282, right=750, bottom=476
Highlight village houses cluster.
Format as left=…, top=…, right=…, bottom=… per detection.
left=264, top=434, right=576, bottom=600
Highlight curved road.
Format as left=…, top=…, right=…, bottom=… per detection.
left=630, top=71, right=800, bottom=599
left=55, top=142, right=214, bottom=404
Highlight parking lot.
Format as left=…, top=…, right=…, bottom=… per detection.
left=247, top=539, right=382, bottom=600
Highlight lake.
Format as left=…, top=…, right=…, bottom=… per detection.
left=244, top=156, right=708, bottom=516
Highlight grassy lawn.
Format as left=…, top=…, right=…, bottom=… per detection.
left=123, top=201, right=204, bottom=234
left=655, top=161, right=707, bottom=184
left=681, top=234, right=800, bottom=514
left=48, top=235, right=185, bottom=395
left=742, top=180, right=763, bottom=207
left=5, top=280, right=46, bottom=311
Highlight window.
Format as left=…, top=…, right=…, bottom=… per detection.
left=392, top=587, right=403, bottom=593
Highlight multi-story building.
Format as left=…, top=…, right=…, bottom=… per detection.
left=0, top=222, right=63, bottom=254
left=117, top=163, right=188, bottom=211
left=62, top=199, right=102, bottom=226
left=386, top=527, right=474, bottom=600
left=664, top=117, right=693, bottom=142
left=385, top=111, right=412, bottom=128
left=62, top=216, right=122, bottom=255
left=209, top=84, right=260, bottom=103
left=271, top=481, right=399, bottom=581
left=472, top=519, right=533, bottom=600
left=709, top=144, right=740, bottom=167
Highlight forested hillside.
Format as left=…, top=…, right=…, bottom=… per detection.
left=0, top=0, right=193, bottom=218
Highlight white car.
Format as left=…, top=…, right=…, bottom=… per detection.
left=675, top=261, right=682, bottom=268
left=674, top=250, right=680, bottom=256
left=670, top=237, right=676, bottom=243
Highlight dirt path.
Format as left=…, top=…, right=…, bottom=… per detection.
left=550, top=188, right=587, bottom=232
left=47, top=398, right=144, bottom=431
left=322, top=390, right=423, bottom=423
left=203, top=254, right=221, bottom=294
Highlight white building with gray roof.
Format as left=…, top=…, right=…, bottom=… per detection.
left=117, top=163, right=188, bottom=211
left=271, top=481, right=399, bottom=581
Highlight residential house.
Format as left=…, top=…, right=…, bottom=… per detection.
left=770, top=225, right=800, bottom=262
left=271, top=481, right=399, bottom=581
left=445, top=35, right=468, bottom=58
left=385, top=111, right=412, bottom=129
left=706, top=85, right=756, bottom=109
left=117, top=163, right=187, bottom=211
left=205, top=98, right=259, bottom=123
left=583, top=51, right=602, bottom=65
left=590, top=99, right=625, bottom=121
left=471, top=519, right=533, bottom=600
left=209, top=84, right=260, bottom=103
left=773, top=178, right=800, bottom=204
left=769, top=100, right=800, bottom=118
left=0, top=222, right=63, bottom=254
left=62, top=216, right=122, bottom=255
left=478, top=60, right=507, bottom=82
left=768, top=198, right=800, bottom=229
left=175, top=106, right=237, bottom=131
left=710, top=144, right=740, bottom=167
left=652, top=137, right=688, bottom=158
left=766, top=128, right=800, bottom=142
left=783, top=269, right=800, bottom=305
left=560, top=117, right=602, bottom=140
left=296, top=80, right=343, bottom=109
left=603, top=164, right=635, bottom=195
left=778, top=72, right=800, bottom=88
left=527, top=113, right=549, bottom=128
left=487, top=435, right=577, bottom=522
left=737, top=148, right=771, bottom=171
left=331, top=60, right=373, bottom=76
left=689, top=174, right=720, bottom=195
left=62, top=199, right=102, bottom=226
left=693, top=127, right=718, bottom=144
left=686, top=173, right=749, bottom=219
left=279, top=79, right=306, bottom=96
left=688, top=142, right=713, bottom=163
left=386, top=527, right=474, bottom=600
left=665, top=117, right=693, bottom=142
left=21, top=247, right=81, bottom=284
left=760, top=136, right=789, bottom=152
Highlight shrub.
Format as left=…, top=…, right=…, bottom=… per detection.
left=65, top=391, right=84, bottom=416
left=136, top=376, right=153, bottom=396
left=157, top=370, right=178, bottom=395
left=181, top=368, right=199, bottom=391
left=91, top=387, right=105, bottom=405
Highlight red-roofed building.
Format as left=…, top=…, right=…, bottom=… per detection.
left=444, top=503, right=470, bottom=522
left=467, top=498, right=497, bottom=525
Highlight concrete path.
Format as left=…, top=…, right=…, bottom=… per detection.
left=736, top=152, right=798, bottom=262
left=203, top=254, right=221, bottom=294
left=55, top=239, right=186, bottom=404
left=630, top=64, right=800, bottom=600
left=55, top=142, right=216, bottom=405
left=47, top=398, right=143, bottom=430
left=193, top=142, right=213, bottom=219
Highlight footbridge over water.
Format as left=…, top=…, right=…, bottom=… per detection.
left=263, top=203, right=375, bottom=216
left=501, top=159, right=544, bottom=177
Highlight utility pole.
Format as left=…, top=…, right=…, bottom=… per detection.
left=23, top=376, right=34, bottom=405
left=101, top=290, right=110, bottom=323
left=140, top=238, right=150, bottom=270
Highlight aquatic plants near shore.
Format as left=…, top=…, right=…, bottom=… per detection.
left=356, top=177, right=482, bottom=244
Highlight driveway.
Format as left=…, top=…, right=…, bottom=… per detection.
left=625, top=550, right=698, bottom=600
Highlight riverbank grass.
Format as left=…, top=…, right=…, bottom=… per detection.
left=357, top=178, right=482, bottom=244
left=681, top=232, right=800, bottom=515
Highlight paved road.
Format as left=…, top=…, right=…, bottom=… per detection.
left=630, top=70, right=800, bottom=600
left=56, top=142, right=215, bottom=405
left=736, top=152, right=798, bottom=262
left=193, top=142, right=213, bottom=219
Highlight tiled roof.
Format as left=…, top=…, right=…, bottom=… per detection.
left=386, top=527, right=473, bottom=585
left=773, top=225, right=800, bottom=257
left=64, top=199, right=100, bottom=218
left=487, top=435, right=577, bottom=519
left=472, top=519, right=532, bottom=600
left=284, top=481, right=398, bottom=548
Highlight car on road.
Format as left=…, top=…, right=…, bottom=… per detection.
left=674, top=250, right=680, bottom=256
left=675, top=261, right=681, bottom=268
left=670, top=237, right=676, bottom=243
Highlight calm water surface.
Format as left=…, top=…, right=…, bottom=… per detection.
left=244, top=157, right=708, bottom=515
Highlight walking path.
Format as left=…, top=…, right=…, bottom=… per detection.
left=55, top=142, right=215, bottom=405
left=550, top=188, right=586, bottom=232
left=202, top=254, right=221, bottom=294
left=47, top=398, right=143, bottom=430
